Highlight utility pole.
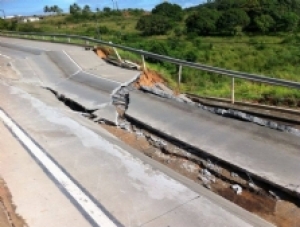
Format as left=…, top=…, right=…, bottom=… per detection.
left=0, top=9, right=6, bottom=19
left=111, top=0, right=115, bottom=10
left=115, top=0, right=119, bottom=11
left=96, top=19, right=100, bottom=39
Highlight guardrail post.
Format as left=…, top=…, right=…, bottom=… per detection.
left=113, top=47, right=122, bottom=63
left=141, top=55, right=147, bottom=72
left=42, top=36, right=45, bottom=40
left=53, top=36, right=56, bottom=41
left=178, top=64, right=182, bottom=89
left=231, top=77, right=235, bottom=104
left=85, top=40, right=89, bottom=45
left=68, top=38, right=71, bottom=43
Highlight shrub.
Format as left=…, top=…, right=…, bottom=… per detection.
left=136, top=15, right=172, bottom=35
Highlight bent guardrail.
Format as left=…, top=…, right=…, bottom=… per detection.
left=0, top=30, right=299, bottom=104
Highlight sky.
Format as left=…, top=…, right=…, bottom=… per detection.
left=0, top=0, right=204, bottom=17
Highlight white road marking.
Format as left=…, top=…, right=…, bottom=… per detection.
left=83, top=70, right=121, bottom=84
left=0, top=110, right=117, bottom=227
left=62, top=50, right=82, bottom=70
left=71, top=69, right=81, bottom=77
left=62, top=50, right=121, bottom=84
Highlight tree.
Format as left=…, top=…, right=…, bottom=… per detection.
left=279, top=12, right=299, bottom=32
left=212, top=0, right=265, bottom=12
left=70, top=3, right=81, bottom=15
left=136, top=15, right=172, bottom=36
left=217, top=9, right=250, bottom=34
left=103, top=7, right=111, bottom=13
left=49, top=6, right=55, bottom=15
left=55, top=5, right=63, bottom=15
left=52, top=5, right=63, bottom=15
left=45, top=5, right=63, bottom=15
left=9, top=19, right=18, bottom=31
left=185, top=8, right=220, bottom=35
left=0, top=18, right=8, bottom=30
left=127, top=8, right=145, bottom=16
left=82, top=5, right=92, bottom=18
left=53, top=5, right=58, bottom=13
left=187, top=0, right=300, bottom=34
left=43, top=5, right=50, bottom=14
left=253, top=15, right=275, bottom=33
left=152, top=2, right=183, bottom=21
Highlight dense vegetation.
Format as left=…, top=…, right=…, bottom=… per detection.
left=1, top=0, right=300, bottom=105
left=187, top=0, right=300, bottom=35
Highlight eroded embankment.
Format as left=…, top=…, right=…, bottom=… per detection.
left=45, top=74, right=300, bottom=227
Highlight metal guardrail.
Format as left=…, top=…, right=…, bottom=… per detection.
left=1, top=30, right=300, bottom=103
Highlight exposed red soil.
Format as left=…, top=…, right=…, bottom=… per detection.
left=94, top=46, right=111, bottom=59
left=135, top=70, right=165, bottom=88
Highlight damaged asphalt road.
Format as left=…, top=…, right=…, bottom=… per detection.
left=0, top=39, right=276, bottom=227
left=2, top=37, right=300, bottom=227
left=2, top=39, right=300, bottom=200
left=0, top=40, right=140, bottom=125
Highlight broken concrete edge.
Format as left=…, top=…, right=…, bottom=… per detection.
left=43, top=87, right=118, bottom=126
left=188, top=94, right=300, bottom=115
left=14, top=83, right=297, bottom=202
left=117, top=119, right=249, bottom=192
left=138, top=85, right=300, bottom=137
left=124, top=113, right=300, bottom=200
left=40, top=72, right=141, bottom=127
left=41, top=86, right=299, bottom=198
left=43, top=51, right=122, bottom=125
left=110, top=72, right=142, bottom=125
left=39, top=53, right=142, bottom=126
left=43, top=71, right=141, bottom=127
left=188, top=95, right=300, bottom=126
left=111, top=72, right=141, bottom=97
left=92, top=104, right=119, bottom=126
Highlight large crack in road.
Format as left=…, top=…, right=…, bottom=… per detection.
left=2, top=40, right=300, bottom=227
left=44, top=78, right=300, bottom=227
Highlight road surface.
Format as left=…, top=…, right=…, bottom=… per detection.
left=0, top=37, right=274, bottom=227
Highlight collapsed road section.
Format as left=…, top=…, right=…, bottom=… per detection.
left=44, top=66, right=300, bottom=227
left=0, top=53, right=272, bottom=227
left=1, top=37, right=299, bottom=226
left=125, top=90, right=300, bottom=197
left=0, top=39, right=139, bottom=123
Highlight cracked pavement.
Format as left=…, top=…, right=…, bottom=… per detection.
left=0, top=37, right=276, bottom=227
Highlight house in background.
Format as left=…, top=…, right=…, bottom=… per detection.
left=2, top=15, right=22, bottom=20
left=20, top=16, right=40, bottom=23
